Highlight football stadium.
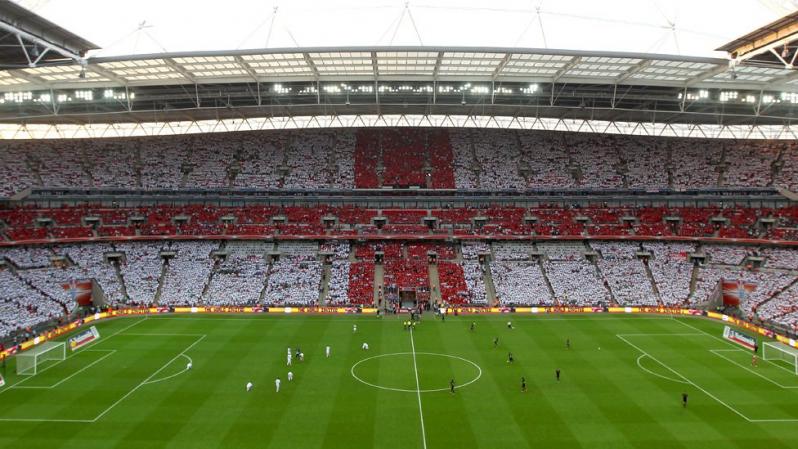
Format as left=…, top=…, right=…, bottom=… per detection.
left=1, top=0, right=798, bottom=447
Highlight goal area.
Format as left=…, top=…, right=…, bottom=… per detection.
left=16, top=341, right=66, bottom=376
left=762, top=341, right=798, bottom=374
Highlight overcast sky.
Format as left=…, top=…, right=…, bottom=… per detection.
left=14, top=0, right=798, bottom=58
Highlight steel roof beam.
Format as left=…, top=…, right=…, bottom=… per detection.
left=233, top=55, right=260, bottom=83
left=163, top=58, right=196, bottom=84
left=491, top=53, right=512, bottom=80
left=5, top=68, right=48, bottom=88
left=765, top=69, right=798, bottom=88
left=432, top=51, right=443, bottom=80
left=684, top=64, right=730, bottom=87
left=371, top=51, right=379, bottom=79
left=0, top=19, right=85, bottom=67
left=302, top=53, right=319, bottom=80
left=87, top=64, right=129, bottom=86
left=552, top=56, right=581, bottom=83
left=614, top=60, right=652, bottom=84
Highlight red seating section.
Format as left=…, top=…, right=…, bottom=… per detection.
left=437, top=262, right=467, bottom=304
left=1, top=205, right=796, bottom=241
left=347, top=262, right=375, bottom=305
left=354, top=129, right=456, bottom=189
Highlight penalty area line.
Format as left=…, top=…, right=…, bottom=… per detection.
left=90, top=334, right=206, bottom=423
left=12, top=350, right=117, bottom=390
left=616, top=333, right=754, bottom=422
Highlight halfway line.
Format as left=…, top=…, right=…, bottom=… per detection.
left=409, top=328, right=428, bottom=449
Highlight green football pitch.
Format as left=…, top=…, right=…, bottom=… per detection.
left=2, top=313, right=798, bottom=449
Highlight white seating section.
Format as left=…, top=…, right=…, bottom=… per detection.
left=18, top=266, right=83, bottom=313
left=518, top=132, right=574, bottom=188
left=0, top=241, right=797, bottom=338
left=462, top=260, right=488, bottom=304
left=2, top=246, right=53, bottom=268
left=116, top=243, right=164, bottom=304
left=327, top=260, right=351, bottom=305
left=232, top=134, right=284, bottom=189
left=278, top=242, right=319, bottom=257
left=321, top=241, right=350, bottom=260
left=493, top=242, right=534, bottom=261
left=643, top=243, right=694, bottom=305
left=592, top=242, right=658, bottom=306
left=0, top=269, right=64, bottom=337
left=0, top=130, right=797, bottom=196
left=325, top=243, right=351, bottom=305
left=0, top=144, right=37, bottom=196
left=461, top=242, right=489, bottom=259
left=538, top=242, right=584, bottom=261
left=206, top=254, right=267, bottom=305
left=449, top=131, right=478, bottom=189
left=159, top=242, right=217, bottom=306
left=490, top=261, right=553, bottom=305
left=264, top=256, right=322, bottom=305
left=704, top=245, right=748, bottom=265
left=693, top=265, right=793, bottom=306
left=762, top=248, right=798, bottom=269
left=60, top=244, right=126, bottom=305
left=545, top=260, right=609, bottom=305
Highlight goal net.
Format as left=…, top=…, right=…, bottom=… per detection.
left=762, top=341, right=798, bottom=374
left=16, top=341, right=66, bottom=376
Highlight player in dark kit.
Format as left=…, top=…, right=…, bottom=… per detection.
left=566, top=338, right=571, bottom=349
left=493, top=337, right=499, bottom=348
left=450, top=379, right=456, bottom=394
left=521, top=377, right=527, bottom=392
left=682, top=393, right=688, bottom=407
left=507, top=352, right=514, bottom=364
left=555, top=369, right=561, bottom=381
left=470, top=322, right=475, bottom=332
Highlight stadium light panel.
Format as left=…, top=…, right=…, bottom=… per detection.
left=273, top=84, right=291, bottom=94
left=75, top=90, right=93, bottom=101
left=781, top=92, right=798, bottom=103
left=4, top=92, right=32, bottom=103
left=719, top=91, right=738, bottom=102
left=521, top=84, right=539, bottom=94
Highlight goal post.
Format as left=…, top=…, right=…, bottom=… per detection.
left=762, top=341, right=798, bottom=375
left=16, top=341, right=66, bottom=376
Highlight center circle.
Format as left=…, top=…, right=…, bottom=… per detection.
left=351, top=352, right=482, bottom=393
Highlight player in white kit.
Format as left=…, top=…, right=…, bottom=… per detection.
left=287, top=371, right=294, bottom=381
left=325, top=346, right=331, bottom=358
left=275, top=377, right=281, bottom=392
left=186, top=362, right=192, bottom=370
left=246, top=382, right=253, bottom=392
left=353, top=324, right=357, bottom=333
left=287, top=353, right=292, bottom=366
left=362, top=342, right=369, bottom=350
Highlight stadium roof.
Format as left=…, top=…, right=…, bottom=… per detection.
left=2, top=1, right=798, bottom=131
left=0, top=46, right=787, bottom=91
left=0, top=46, right=773, bottom=91
left=0, top=0, right=97, bottom=68
left=2, top=46, right=798, bottom=126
